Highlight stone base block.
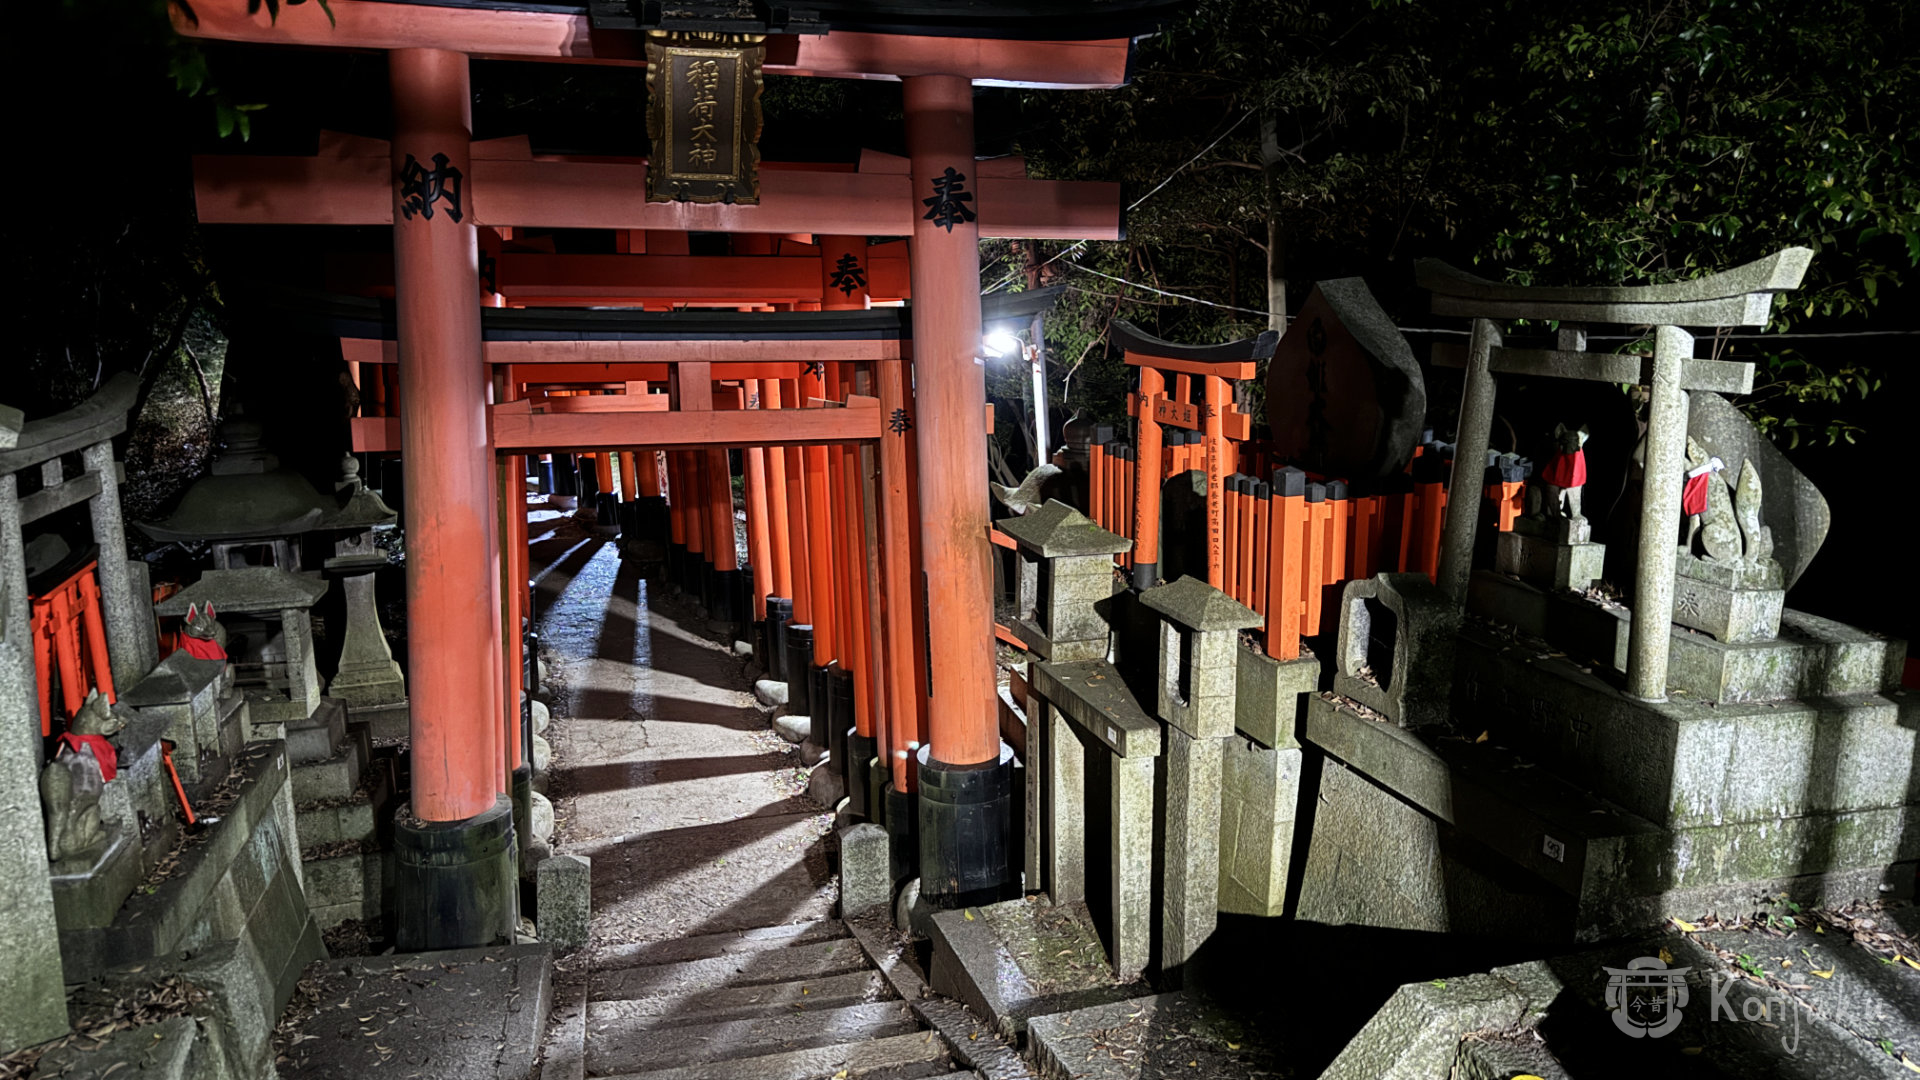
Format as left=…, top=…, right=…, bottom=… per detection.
left=296, top=794, right=379, bottom=847
left=1672, top=568, right=1785, bottom=643
left=536, top=853, right=591, bottom=950
left=1458, top=630, right=1920, bottom=825
left=1468, top=570, right=1629, bottom=673
left=1320, top=962, right=1562, bottom=1080
left=285, top=695, right=347, bottom=765
left=291, top=745, right=363, bottom=804
left=49, top=824, right=142, bottom=932
left=1027, top=992, right=1276, bottom=1078
left=60, top=742, right=322, bottom=996
left=1496, top=529, right=1605, bottom=592
left=928, top=898, right=1148, bottom=1044
left=1217, top=741, right=1302, bottom=917
left=1301, top=693, right=1920, bottom=940
left=30, top=1015, right=198, bottom=1080
left=303, top=849, right=383, bottom=925
left=1473, top=572, right=1907, bottom=704
left=1234, top=647, right=1319, bottom=749
left=347, top=699, right=411, bottom=742
left=328, top=661, right=407, bottom=711
left=244, top=689, right=318, bottom=735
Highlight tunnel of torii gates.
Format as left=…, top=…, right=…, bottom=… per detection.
left=176, top=0, right=1166, bottom=948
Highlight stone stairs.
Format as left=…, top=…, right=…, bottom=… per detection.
left=287, top=696, right=397, bottom=929
left=551, top=919, right=984, bottom=1080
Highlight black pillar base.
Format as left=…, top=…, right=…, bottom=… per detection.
left=846, top=732, right=875, bottom=824
left=916, top=745, right=1017, bottom=909
left=786, top=625, right=815, bottom=716
left=812, top=663, right=838, bottom=753
left=1130, top=560, right=1159, bottom=592
left=828, top=668, right=854, bottom=780
left=593, top=493, right=622, bottom=532
left=698, top=560, right=717, bottom=613
left=711, top=568, right=743, bottom=628
left=885, top=781, right=918, bottom=889
left=393, top=796, right=519, bottom=952
left=510, top=764, right=533, bottom=879
left=666, top=543, right=686, bottom=590
left=766, top=598, right=792, bottom=680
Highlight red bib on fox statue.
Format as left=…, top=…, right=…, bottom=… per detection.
left=178, top=634, right=227, bottom=661
left=176, top=601, right=229, bottom=661
left=1541, top=449, right=1586, bottom=490
left=1682, top=457, right=1725, bottom=517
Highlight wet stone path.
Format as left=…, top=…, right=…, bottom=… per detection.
left=530, top=505, right=835, bottom=952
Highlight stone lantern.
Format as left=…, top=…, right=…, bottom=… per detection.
left=139, top=413, right=332, bottom=571
left=139, top=413, right=338, bottom=741
left=994, top=498, right=1129, bottom=663
left=323, top=454, right=406, bottom=733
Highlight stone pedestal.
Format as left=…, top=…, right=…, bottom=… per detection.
left=1496, top=520, right=1605, bottom=593
left=1671, top=550, right=1785, bottom=643
left=1032, top=660, right=1162, bottom=981
left=157, top=568, right=329, bottom=741
left=1234, top=648, right=1319, bottom=749
left=325, top=555, right=406, bottom=712
left=1218, top=739, right=1303, bottom=917
left=1158, top=725, right=1223, bottom=985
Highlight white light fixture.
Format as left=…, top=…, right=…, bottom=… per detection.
left=982, top=331, right=1023, bottom=359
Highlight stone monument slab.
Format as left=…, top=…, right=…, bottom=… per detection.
left=1266, top=278, right=1426, bottom=482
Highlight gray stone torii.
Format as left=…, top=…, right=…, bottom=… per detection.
left=1418, top=248, right=1812, bottom=701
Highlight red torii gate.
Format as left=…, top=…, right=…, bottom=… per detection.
left=177, top=0, right=1146, bottom=948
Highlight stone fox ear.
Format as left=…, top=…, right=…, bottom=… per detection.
left=1554, top=422, right=1568, bottom=438
left=186, top=603, right=200, bottom=625
left=205, top=602, right=217, bottom=621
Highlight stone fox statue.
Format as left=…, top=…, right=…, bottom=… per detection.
left=178, top=601, right=229, bottom=660
left=1529, top=423, right=1589, bottom=520
left=40, top=689, right=123, bottom=865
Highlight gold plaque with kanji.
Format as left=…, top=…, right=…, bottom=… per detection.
left=645, top=32, right=765, bottom=204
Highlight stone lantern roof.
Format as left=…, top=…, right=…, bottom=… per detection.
left=327, top=453, right=397, bottom=533
left=1140, top=575, right=1261, bottom=633
left=138, top=415, right=334, bottom=542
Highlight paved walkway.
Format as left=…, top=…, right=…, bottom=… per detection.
left=526, top=506, right=1013, bottom=1080
left=531, top=505, right=835, bottom=952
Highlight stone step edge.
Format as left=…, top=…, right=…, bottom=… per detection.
left=584, top=968, right=894, bottom=1028
left=593, top=919, right=850, bottom=971
left=294, top=789, right=376, bottom=813
left=844, top=914, right=1035, bottom=1080
left=583, top=1000, right=923, bottom=1074
left=587, top=1029, right=953, bottom=1080
left=588, top=938, right=875, bottom=1000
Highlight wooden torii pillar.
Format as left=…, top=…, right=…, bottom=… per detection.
left=386, top=48, right=517, bottom=951
left=904, top=75, right=1014, bottom=907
